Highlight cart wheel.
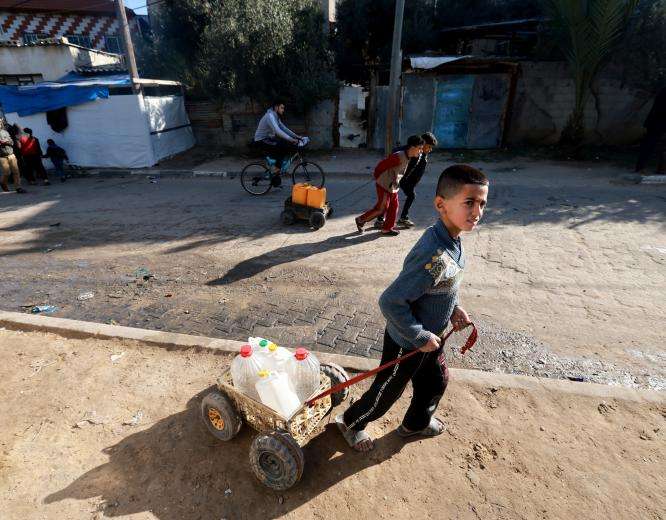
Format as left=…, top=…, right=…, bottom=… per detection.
left=201, top=390, right=242, bottom=441
left=250, top=430, right=304, bottom=490
left=281, top=209, right=296, bottom=225
left=309, top=210, right=326, bottom=230
left=320, top=363, right=350, bottom=407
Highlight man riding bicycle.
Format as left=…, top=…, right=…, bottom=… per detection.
left=254, top=101, right=305, bottom=184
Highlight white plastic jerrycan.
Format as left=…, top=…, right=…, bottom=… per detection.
left=254, top=370, right=302, bottom=419
left=288, top=347, right=321, bottom=401
left=230, top=344, right=263, bottom=400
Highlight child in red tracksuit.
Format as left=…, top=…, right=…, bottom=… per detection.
left=355, top=135, right=424, bottom=236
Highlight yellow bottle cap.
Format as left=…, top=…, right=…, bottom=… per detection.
left=258, top=370, right=270, bottom=378
left=268, top=343, right=278, bottom=352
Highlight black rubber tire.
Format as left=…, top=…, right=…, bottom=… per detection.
left=309, top=210, right=326, bottom=230
left=281, top=209, right=296, bottom=225
left=249, top=430, right=305, bottom=490
left=240, top=162, right=272, bottom=195
left=292, top=161, right=325, bottom=188
left=201, top=390, right=242, bottom=441
left=320, top=362, right=350, bottom=407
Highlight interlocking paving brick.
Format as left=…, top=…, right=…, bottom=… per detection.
left=317, top=330, right=339, bottom=348
left=333, top=338, right=355, bottom=354
left=319, top=307, right=340, bottom=320
left=349, top=312, right=371, bottom=329
left=339, top=325, right=362, bottom=344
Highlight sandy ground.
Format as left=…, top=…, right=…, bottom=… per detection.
left=0, top=158, right=664, bottom=390
left=1, top=329, right=664, bottom=520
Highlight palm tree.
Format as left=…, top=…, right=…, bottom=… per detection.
left=543, top=0, right=639, bottom=145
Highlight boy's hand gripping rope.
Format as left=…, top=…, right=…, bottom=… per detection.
left=306, top=323, right=478, bottom=407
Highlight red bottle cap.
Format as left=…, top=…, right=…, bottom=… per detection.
left=295, top=347, right=309, bottom=361
left=240, top=344, right=252, bottom=357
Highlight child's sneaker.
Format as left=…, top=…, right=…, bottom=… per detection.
left=374, top=218, right=384, bottom=229
left=355, top=217, right=364, bottom=233
left=380, top=229, right=400, bottom=236
left=397, top=217, right=415, bottom=228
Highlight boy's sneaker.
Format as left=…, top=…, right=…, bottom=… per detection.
left=397, top=217, right=415, bottom=228
left=374, top=218, right=384, bottom=229
left=16, top=187, right=27, bottom=194
left=43, top=180, right=51, bottom=186
left=380, top=229, right=400, bottom=236
left=355, top=217, right=364, bottom=233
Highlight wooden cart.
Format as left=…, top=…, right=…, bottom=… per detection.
left=201, top=363, right=349, bottom=490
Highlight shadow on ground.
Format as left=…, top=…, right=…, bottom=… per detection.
left=43, top=388, right=411, bottom=519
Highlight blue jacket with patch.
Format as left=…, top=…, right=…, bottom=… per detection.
left=379, top=219, right=464, bottom=349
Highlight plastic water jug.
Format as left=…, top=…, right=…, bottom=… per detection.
left=288, top=348, right=321, bottom=401
left=254, top=370, right=302, bottom=418
left=230, top=344, right=262, bottom=400
left=265, top=342, right=293, bottom=374
left=248, top=337, right=272, bottom=366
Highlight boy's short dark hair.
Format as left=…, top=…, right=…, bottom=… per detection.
left=47, top=139, right=55, bottom=145
left=272, top=100, right=285, bottom=108
left=406, top=134, right=425, bottom=148
left=23, top=127, right=32, bottom=135
left=436, top=164, right=488, bottom=199
left=421, top=132, right=437, bottom=146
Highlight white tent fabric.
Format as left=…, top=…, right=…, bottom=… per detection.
left=7, top=91, right=195, bottom=169
left=144, top=95, right=196, bottom=162
left=409, top=56, right=470, bottom=69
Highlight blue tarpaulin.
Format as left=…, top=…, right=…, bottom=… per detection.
left=0, top=73, right=131, bottom=117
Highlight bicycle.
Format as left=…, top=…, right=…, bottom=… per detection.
left=240, top=143, right=325, bottom=196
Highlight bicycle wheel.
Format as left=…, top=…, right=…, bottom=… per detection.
left=241, top=162, right=273, bottom=195
left=292, top=161, right=325, bottom=188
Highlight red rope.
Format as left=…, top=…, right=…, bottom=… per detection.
left=307, top=323, right=478, bottom=407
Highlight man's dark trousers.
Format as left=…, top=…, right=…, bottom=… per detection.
left=400, top=181, right=417, bottom=220
left=343, top=331, right=449, bottom=432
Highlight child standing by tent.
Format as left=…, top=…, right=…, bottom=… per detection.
left=43, top=139, right=69, bottom=183
left=19, top=128, right=49, bottom=186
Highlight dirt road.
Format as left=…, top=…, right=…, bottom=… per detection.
left=1, top=329, right=664, bottom=519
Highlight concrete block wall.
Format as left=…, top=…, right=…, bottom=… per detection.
left=507, top=61, right=653, bottom=145
left=186, top=98, right=335, bottom=150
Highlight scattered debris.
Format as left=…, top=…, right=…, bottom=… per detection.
left=123, top=410, right=143, bottom=426
left=77, top=291, right=95, bottom=301
left=164, top=293, right=173, bottom=298
left=108, top=319, right=118, bottom=325
left=639, top=430, right=653, bottom=441
left=110, top=352, right=125, bottom=363
left=597, top=402, right=616, bottom=415
left=44, top=243, right=63, bottom=253
left=134, top=267, right=153, bottom=281
left=107, top=293, right=124, bottom=299
left=29, top=359, right=56, bottom=376
left=466, top=469, right=480, bottom=486
left=224, top=488, right=232, bottom=497
left=74, top=411, right=105, bottom=429
left=49, top=222, right=61, bottom=227
left=31, top=305, right=57, bottom=314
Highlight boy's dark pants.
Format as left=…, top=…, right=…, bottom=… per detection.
left=399, top=181, right=416, bottom=220
left=343, top=330, right=449, bottom=433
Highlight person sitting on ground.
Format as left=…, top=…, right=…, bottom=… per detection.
left=253, top=101, right=304, bottom=182
left=338, top=164, right=489, bottom=452
left=354, top=134, right=424, bottom=236
left=0, top=119, right=26, bottom=193
left=43, top=139, right=69, bottom=183
left=376, top=131, right=438, bottom=229
left=19, top=128, right=50, bottom=186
